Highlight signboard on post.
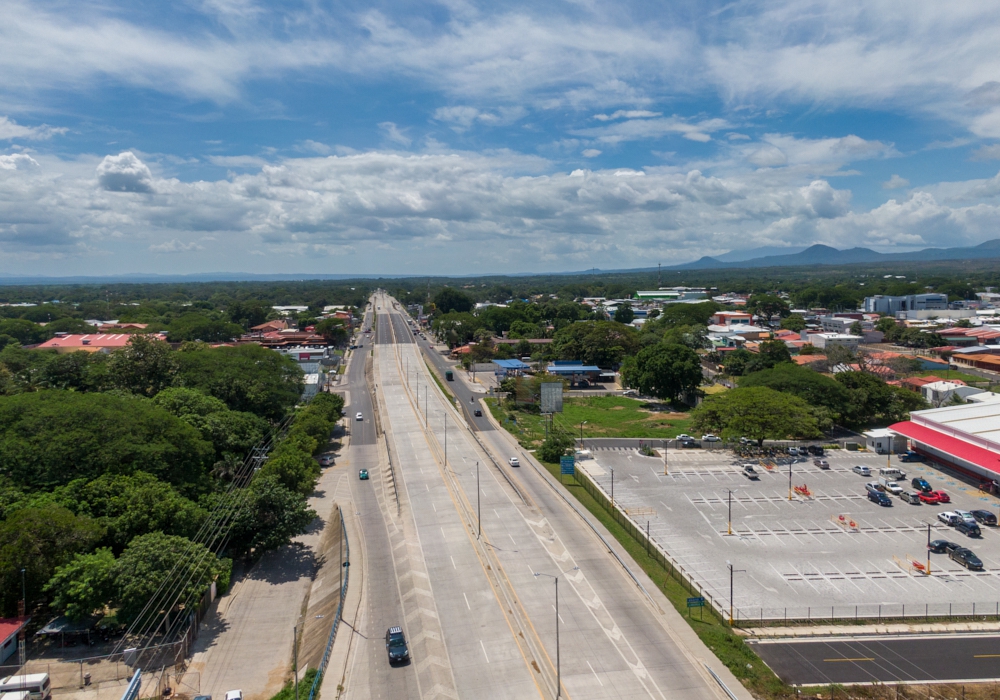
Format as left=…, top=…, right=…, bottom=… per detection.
left=687, top=596, right=705, bottom=619
left=540, top=382, right=563, bottom=414
left=559, top=455, right=575, bottom=476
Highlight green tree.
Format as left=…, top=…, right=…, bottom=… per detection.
left=152, top=387, right=229, bottom=417
left=551, top=321, right=639, bottom=367
left=258, top=441, right=320, bottom=494
left=745, top=338, right=793, bottom=373
left=434, top=288, right=474, bottom=314
left=691, top=386, right=820, bottom=446
left=315, top=318, right=349, bottom=346
left=107, top=334, right=178, bottom=396
left=834, top=371, right=927, bottom=427
left=114, top=532, right=229, bottom=626
left=168, top=314, right=244, bottom=343
left=653, top=302, right=720, bottom=328
left=221, top=475, right=317, bottom=556
left=875, top=316, right=899, bottom=334
left=613, top=303, right=634, bottom=324
left=780, top=314, right=806, bottom=332
left=619, top=344, right=702, bottom=402
left=227, top=301, right=270, bottom=329
left=738, top=363, right=851, bottom=416
left=746, top=294, right=790, bottom=323
left=537, top=432, right=574, bottom=463
left=0, top=506, right=103, bottom=616
left=720, top=348, right=754, bottom=376
left=0, top=319, right=49, bottom=345
left=44, top=548, right=117, bottom=621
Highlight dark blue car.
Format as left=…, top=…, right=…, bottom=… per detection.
left=868, top=490, right=892, bottom=506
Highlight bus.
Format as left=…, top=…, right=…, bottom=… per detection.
left=0, top=674, right=51, bottom=700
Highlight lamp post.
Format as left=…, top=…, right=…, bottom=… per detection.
left=533, top=568, right=578, bottom=699
left=788, top=459, right=793, bottom=501
left=476, top=461, right=481, bottom=539
left=927, top=523, right=932, bottom=576
left=610, top=468, right=615, bottom=508
left=579, top=420, right=587, bottom=450
left=728, top=490, right=733, bottom=536
left=726, top=560, right=745, bottom=626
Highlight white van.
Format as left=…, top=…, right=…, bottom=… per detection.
left=879, top=467, right=906, bottom=480
left=0, top=674, right=52, bottom=700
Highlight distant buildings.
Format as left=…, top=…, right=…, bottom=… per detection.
left=863, top=293, right=947, bottom=315
left=634, top=287, right=708, bottom=303
left=35, top=332, right=169, bottom=353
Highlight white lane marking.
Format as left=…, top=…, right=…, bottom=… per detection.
left=587, top=660, right=604, bottom=686
left=451, top=556, right=457, bottom=570
left=552, top=605, right=564, bottom=624
left=463, top=592, right=471, bottom=610
left=432, top=502, right=437, bottom=512
left=509, top=533, right=517, bottom=546
left=480, top=639, right=490, bottom=663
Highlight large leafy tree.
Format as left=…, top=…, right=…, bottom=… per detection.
left=834, top=371, right=927, bottom=427
left=107, top=334, right=178, bottom=396
left=0, top=506, right=103, bottom=616
left=434, top=288, right=474, bottom=314
left=44, top=548, right=117, bottom=622
left=746, top=339, right=793, bottom=373
left=221, top=475, right=317, bottom=556
left=746, top=294, right=790, bottom=323
left=691, top=386, right=821, bottom=446
left=0, top=391, right=213, bottom=489
left=620, top=344, right=703, bottom=402
left=551, top=321, right=639, bottom=367
left=315, top=318, right=349, bottom=346
left=738, top=363, right=851, bottom=417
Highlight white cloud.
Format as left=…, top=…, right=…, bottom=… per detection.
left=0, top=154, right=40, bottom=170
left=593, top=110, right=661, bottom=121
left=378, top=122, right=412, bottom=147
left=0, top=116, right=66, bottom=141
left=207, top=155, right=271, bottom=168
left=741, top=133, right=894, bottom=172
left=573, top=116, right=729, bottom=144
left=150, top=239, right=205, bottom=253
left=971, top=144, right=1000, bottom=161
left=96, top=152, right=154, bottom=193
left=883, top=174, right=910, bottom=189
left=582, top=149, right=602, bottom=158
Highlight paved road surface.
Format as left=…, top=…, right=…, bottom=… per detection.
left=751, top=635, right=1000, bottom=685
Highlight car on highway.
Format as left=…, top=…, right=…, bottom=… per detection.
left=385, top=626, right=410, bottom=664
left=356, top=412, right=363, bottom=421
left=742, top=464, right=760, bottom=480
left=813, top=458, right=830, bottom=469
left=359, top=469, right=369, bottom=480
left=950, top=547, right=984, bottom=570
left=972, top=510, right=998, bottom=526
left=701, top=434, right=721, bottom=442
left=852, top=465, right=871, bottom=476
left=955, top=520, right=982, bottom=538
left=867, top=490, right=892, bottom=506
left=938, top=511, right=962, bottom=526
left=911, top=477, right=932, bottom=492
left=319, top=455, right=334, bottom=467
left=474, top=409, right=482, bottom=416
left=927, top=539, right=958, bottom=553
left=508, top=457, right=520, bottom=467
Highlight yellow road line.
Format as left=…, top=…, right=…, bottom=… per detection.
left=975, top=654, right=1000, bottom=658
left=824, top=658, right=875, bottom=662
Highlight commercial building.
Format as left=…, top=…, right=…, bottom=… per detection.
left=545, top=361, right=602, bottom=385
left=864, top=429, right=907, bottom=455
left=920, top=381, right=984, bottom=406
left=807, top=333, right=862, bottom=351
left=34, top=332, right=169, bottom=354
left=634, top=287, right=708, bottom=303
left=890, top=402, right=1000, bottom=483
left=0, top=617, right=29, bottom=663
left=863, top=293, right=948, bottom=315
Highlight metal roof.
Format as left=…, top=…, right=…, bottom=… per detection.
left=492, top=359, right=530, bottom=369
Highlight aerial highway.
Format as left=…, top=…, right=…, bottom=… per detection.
left=334, top=292, right=745, bottom=700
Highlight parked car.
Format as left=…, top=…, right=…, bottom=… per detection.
left=676, top=434, right=694, bottom=441
left=742, top=464, right=760, bottom=480
left=900, top=451, right=924, bottom=462
left=927, top=490, right=950, bottom=503
left=701, top=434, right=721, bottom=442
left=972, top=510, right=998, bottom=526
left=814, top=459, right=830, bottom=469
left=356, top=412, right=364, bottom=421
left=474, top=409, right=482, bottom=417
left=225, top=692, right=242, bottom=700
left=359, top=469, right=369, bottom=480
left=919, top=491, right=943, bottom=504
left=938, top=511, right=962, bottom=526
left=852, top=465, right=871, bottom=477
left=788, top=447, right=800, bottom=456
left=807, top=445, right=825, bottom=456
left=901, top=491, right=922, bottom=505
left=955, top=510, right=976, bottom=523
left=950, top=548, right=984, bottom=570
left=927, top=539, right=957, bottom=553
left=879, top=478, right=904, bottom=495
left=865, top=481, right=883, bottom=493
left=911, top=477, right=932, bottom=492
left=319, top=455, right=334, bottom=467
left=508, top=457, right=520, bottom=467
left=956, top=520, right=982, bottom=538
left=879, top=467, right=906, bottom=480
left=868, top=490, right=893, bottom=506
left=679, top=439, right=700, bottom=448
left=739, top=437, right=753, bottom=445
left=385, top=626, right=410, bottom=664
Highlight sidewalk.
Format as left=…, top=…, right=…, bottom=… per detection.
left=741, top=620, right=1000, bottom=639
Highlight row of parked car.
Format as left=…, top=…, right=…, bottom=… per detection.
left=928, top=539, right=987, bottom=570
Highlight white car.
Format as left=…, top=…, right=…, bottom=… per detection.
left=701, top=434, right=721, bottom=442
left=356, top=412, right=363, bottom=421
left=676, top=434, right=694, bottom=441
left=225, top=692, right=243, bottom=700
left=852, top=465, right=871, bottom=476
left=938, top=511, right=962, bottom=526
left=508, top=457, right=520, bottom=467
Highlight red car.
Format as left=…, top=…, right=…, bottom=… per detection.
left=920, top=490, right=949, bottom=504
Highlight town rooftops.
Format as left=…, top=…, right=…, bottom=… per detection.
left=493, top=359, right=531, bottom=370
left=35, top=333, right=168, bottom=352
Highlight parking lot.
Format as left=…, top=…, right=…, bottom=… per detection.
left=577, top=446, right=1000, bottom=622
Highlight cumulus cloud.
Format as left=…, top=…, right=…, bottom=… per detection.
left=883, top=174, right=910, bottom=189
left=574, top=116, right=729, bottom=144
left=96, top=152, right=154, bottom=193
left=0, top=154, right=40, bottom=170
left=742, top=134, right=894, bottom=172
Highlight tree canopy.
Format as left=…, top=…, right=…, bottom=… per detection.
left=691, top=386, right=821, bottom=445
left=551, top=321, right=639, bottom=367
left=620, top=343, right=703, bottom=402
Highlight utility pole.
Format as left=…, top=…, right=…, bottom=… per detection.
left=788, top=459, right=793, bottom=501
left=610, top=469, right=614, bottom=508
left=293, top=625, right=299, bottom=700
left=663, top=439, right=668, bottom=475
left=477, top=461, right=481, bottom=539
left=728, top=490, right=732, bottom=535
left=927, top=523, right=932, bottom=576
left=726, top=561, right=745, bottom=625
left=444, top=413, right=448, bottom=466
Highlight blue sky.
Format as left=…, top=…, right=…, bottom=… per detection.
left=3, top=0, right=1000, bottom=275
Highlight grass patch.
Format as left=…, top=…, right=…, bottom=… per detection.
left=915, top=369, right=988, bottom=385
left=531, top=456, right=790, bottom=699
left=487, top=395, right=692, bottom=448
left=268, top=668, right=319, bottom=700
left=703, top=383, right=729, bottom=395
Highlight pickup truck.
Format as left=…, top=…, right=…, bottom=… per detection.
left=742, top=464, right=760, bottom=480
left=878, top=477, right=904, bottom=495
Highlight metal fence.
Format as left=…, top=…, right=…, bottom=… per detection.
left=306, top=507, right=349, bottom=700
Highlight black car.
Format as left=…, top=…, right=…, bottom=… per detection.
left=956, top=520, right=982, bottom=538
left=911, top=477, right=932, bottom=492
left=927, top=539, right=958, bottom=553
left=950, top=547, right=984, bottom=570
left=474, top=409, right=482, bottom=417
left=972, top=510, right=998, bottom=526
left=385, top=626, right=410, bottom=664
left=868, top=490, right=892, bottom=506
left=679, top=439, right=700, bottom=449
left=807, top=445, right=824, bottom=456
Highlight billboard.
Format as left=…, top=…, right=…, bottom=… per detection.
left=540, top=382, right=563, bottom=413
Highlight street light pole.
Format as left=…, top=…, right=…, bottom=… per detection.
left=444, top=413, right=448, bottom=466
left=610, top=468, right=614, bottom=508
left=788, top=459, right=793, bottom=501
left=927, top=523, right=932, bottom=576
left=726, top=561, right=745, bottom=626
left=728, top=490, right=732, bottom=536
left=477, top=461, right=481, bottom=539
left=579, top=420, right=587, bottom=449
left=534, top=569, right=577, bottom=699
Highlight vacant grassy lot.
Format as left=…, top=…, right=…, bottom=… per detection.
left=486, top=395, right=692, bottom=448
left=915, top=369, right=988, bottom=385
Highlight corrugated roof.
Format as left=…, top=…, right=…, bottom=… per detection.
left=0, top=617, right=29, bottom=641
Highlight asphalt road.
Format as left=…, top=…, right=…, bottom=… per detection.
left=345, top=310, right=376, bottom=446
left=751, top=635, right=1000, bottom=685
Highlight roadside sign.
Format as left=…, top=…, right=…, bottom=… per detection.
left=686, top=597, right=705, bottom=608
left=559, top=455, right=575, bottom=476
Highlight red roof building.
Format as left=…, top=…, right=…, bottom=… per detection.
left=35, top=333, right=169, bottom=354
left=1, top=617, right=29, bottom=663
left=889, top=401, right=1000, bottom=483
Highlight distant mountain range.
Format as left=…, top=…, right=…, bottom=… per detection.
left=669, top=238, right=1000, bottom=270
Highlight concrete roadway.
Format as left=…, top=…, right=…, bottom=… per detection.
left=376, top=297, right=747, bottom=700
left=751, top=635, right=1000, bottom=685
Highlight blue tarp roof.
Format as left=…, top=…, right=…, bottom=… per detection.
left=493, top=359, right=530, bottom=369
left=546, top=364, right=601, bottom=373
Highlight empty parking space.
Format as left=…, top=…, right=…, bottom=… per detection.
left=578, top=447, right=1000, bottom=621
